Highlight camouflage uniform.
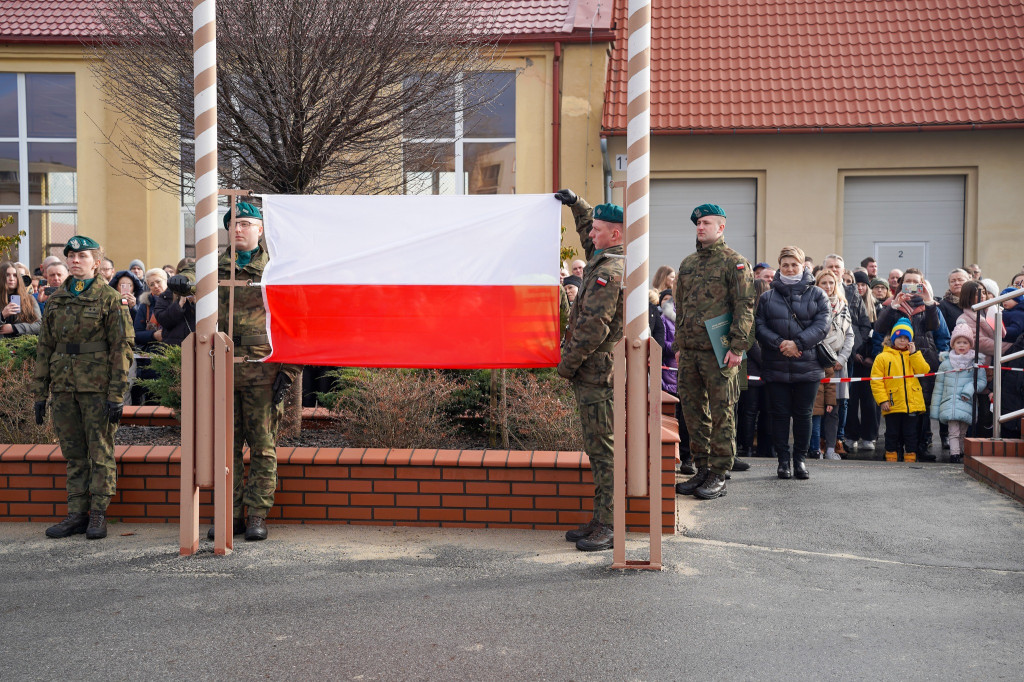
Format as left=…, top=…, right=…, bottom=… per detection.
left=672, top=237, right=755, bottom=474
left=32, top=278, right=134, bottom=513
left=180, top=246, right=301, bottom=519
left=557, top=198, right=624, bottom=525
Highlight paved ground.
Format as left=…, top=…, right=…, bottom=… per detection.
left=2, top=458, right=1023, bottom=681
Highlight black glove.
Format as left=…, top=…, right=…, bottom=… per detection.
left=272, top=372, right=293, bottom=405
left=105, top=401, right=123, bottom=424
left=167, top=274, right=192, bottom=296
left=34, top=400, right=46, bottom=425
left=554, top=188, right=578, bottom=206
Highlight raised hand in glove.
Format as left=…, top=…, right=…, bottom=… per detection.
left=105, top=401, right=123, bottom=425
left=272, top=372, right=293, bottom=405
left=554, top=188, right=578, bottom=206
left=34, top=400, right=46, bottom=425
left=167, top=274, right=192, bottom=296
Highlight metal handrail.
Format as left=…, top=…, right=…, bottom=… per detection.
left=971, top=285, right=1024, bottom=438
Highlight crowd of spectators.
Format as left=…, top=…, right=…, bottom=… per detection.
left=625, top=251, right=1024, bottom=466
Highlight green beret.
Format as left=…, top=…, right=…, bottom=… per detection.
left=593, top=203, right=623, bottom=224
left=690, top=203, right=726, bottom=225
left=63, top=235, right=100, bottom=256
left=223, top=201, right=263, bottom=229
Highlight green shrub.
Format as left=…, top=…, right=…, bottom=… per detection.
left=0, top=336, right=57, bottom=444
left=135, top=344, right=183, bottom=416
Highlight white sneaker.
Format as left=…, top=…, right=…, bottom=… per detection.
left=859, top=440, right=875, bottom=451
left=825, top=450, right=842, bottom=460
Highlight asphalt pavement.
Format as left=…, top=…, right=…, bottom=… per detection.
left=2, top=458, right=1023, bottom=681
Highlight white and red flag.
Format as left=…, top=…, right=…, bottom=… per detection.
left=260, top=194, right=562, bottom=368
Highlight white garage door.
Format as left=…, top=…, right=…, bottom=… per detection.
left=649, top=178, right=757, bottom=282
left=843, top=175, right=965, bottom=288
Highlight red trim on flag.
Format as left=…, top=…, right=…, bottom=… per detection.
left=264, top=284, right=560, bottom=368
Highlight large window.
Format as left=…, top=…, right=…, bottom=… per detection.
left=0, top=72, right=77, bottom=268
left=404, top=72, right=515, bottom=195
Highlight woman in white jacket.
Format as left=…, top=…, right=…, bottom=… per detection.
left=813, top=270, right=855, bottom=460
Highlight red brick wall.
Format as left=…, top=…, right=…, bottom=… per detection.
left=0, top=441, right=677, bottom=533
left=964, top=437, right=1024, bottom=505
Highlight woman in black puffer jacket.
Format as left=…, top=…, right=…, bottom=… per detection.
left=755, top=246, right=830, bottom=480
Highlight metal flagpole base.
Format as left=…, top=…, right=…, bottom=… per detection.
left=611, top=338, right=663, bottom=570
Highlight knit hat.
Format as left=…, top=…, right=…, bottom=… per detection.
left=854, top=271, right=870, bottom=285
left=128, top=259, right=145, bottom=272
left=659, top=288, right=673, bottom=304
left=950, top=323, right=974, bottom=349
left=891, top=318, right=914, bottom=342
left=562, top=275, right=582, bottom=290
left=869, top=278, right=888, bottom=290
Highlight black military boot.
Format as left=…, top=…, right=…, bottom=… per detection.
left=777, top=456, right=792, bottom=479
left=793, top=455, right=810, bottom=480
left=575, top=523, right=613, bottom=551
left=45, top=512, right=89, bottom=538
left=678, top=451, right=696, bottom=476
left=565, top=515, right=600, bottom=542
left=85, top=510, right=108, bottom=540
left=732, top=459, right=750, bottom=472
left=207, top=517, right=247, bottom=540
left=694, top=471, right=727, bottom=500
left=245, top=515, right=268, bottom=541
left=675, top=466, right=709, bottom=495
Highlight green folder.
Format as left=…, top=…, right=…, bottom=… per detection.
left=704, top=312, right=743, bottom=368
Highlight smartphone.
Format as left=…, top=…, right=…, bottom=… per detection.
left=10, top=294, right=19, bottom=306
left=44, top=286, right=56, bottom=296
left=901, top=283, right=923, bottom=296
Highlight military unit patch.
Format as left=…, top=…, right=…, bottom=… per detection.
left=597, top=276, right=608, bottom=286
left=736, top=263, right=745, bottom=270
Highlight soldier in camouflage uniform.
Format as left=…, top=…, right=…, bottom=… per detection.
left=169, top=202, right=301, bottom=542
left=554, top=188, right=625, bottom=552
left=33, top=236, right=134, bottom=540
left=672, top=204, right=756, bottom=500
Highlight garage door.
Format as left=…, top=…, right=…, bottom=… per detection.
left=843, top=175, right=965, bottom=288
left=649, top=178, right=757, bottom=282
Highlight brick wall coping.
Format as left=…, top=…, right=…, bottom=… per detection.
left=0, top=444, right=600, bottom=468
left=120, top=405, right=337, bottom=427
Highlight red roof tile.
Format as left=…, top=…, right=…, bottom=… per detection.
left=604, top=0, right=1024, bottom=133
left=0, top=0, right=613, bottom=43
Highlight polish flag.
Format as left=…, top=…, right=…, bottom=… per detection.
left=260, top=194, right=562, bottom=368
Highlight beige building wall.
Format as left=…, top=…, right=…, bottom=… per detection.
left=605, top=130, right=1024, bottom=287
left=0, top=45, right=179, bottom=271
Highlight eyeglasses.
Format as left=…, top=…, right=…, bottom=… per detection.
left=234, top=220, right=261, bottom=229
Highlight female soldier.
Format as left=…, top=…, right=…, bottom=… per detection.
left=32, top=237, right=134, bottom=540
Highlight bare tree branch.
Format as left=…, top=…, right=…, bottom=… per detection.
left=89, top=0, right=506, bottom=196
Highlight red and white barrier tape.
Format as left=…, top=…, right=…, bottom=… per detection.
left=662, top=363, right=1023, bottom=383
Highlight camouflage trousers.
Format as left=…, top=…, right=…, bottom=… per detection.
left=573, top=382, right=614, bottom=525
left=234, top=385, right=284, bottom=519
left=677, top=349, right=740, bottom=474
left=51, top=392, right=118, bottom=513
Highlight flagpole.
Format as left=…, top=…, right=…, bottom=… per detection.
left=624, top=0, right=652, bottom=497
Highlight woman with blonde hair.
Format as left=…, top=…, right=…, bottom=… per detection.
left=809, top=269, right=854, bottom=459
left=0, top=260, right=41, bottom=337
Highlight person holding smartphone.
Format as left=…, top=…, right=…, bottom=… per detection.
left=1, top=260, right=41, bottom=337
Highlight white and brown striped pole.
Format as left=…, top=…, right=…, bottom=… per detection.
left=624, top=0, right=652, bottom=496
left=192, top=0, right=218, bottom=487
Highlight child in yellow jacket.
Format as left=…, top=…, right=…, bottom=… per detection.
left=871, top=318, right=931, bottom=462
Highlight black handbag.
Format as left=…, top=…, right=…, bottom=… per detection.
left=774, top=290, right=837, bottom=368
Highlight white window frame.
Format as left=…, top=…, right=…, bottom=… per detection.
left=404, top=77, right=516, bottom=195
left=0, top=72, right=78, bottom=264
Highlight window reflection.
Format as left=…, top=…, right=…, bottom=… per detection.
left=28, top=142, right=76, bottom=205
left=465, top=142, right=515, bottom=194
left=0, top=142, right=17, bottom=205
left=29, top=210, right=77, bottom=267
left=404, top=143, right=456, bottom=195
left=465, top=72, right=516, bottom=138
left=0, top=73, right=17, bottom=137
left=25, top=73, right=76, bottom=138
